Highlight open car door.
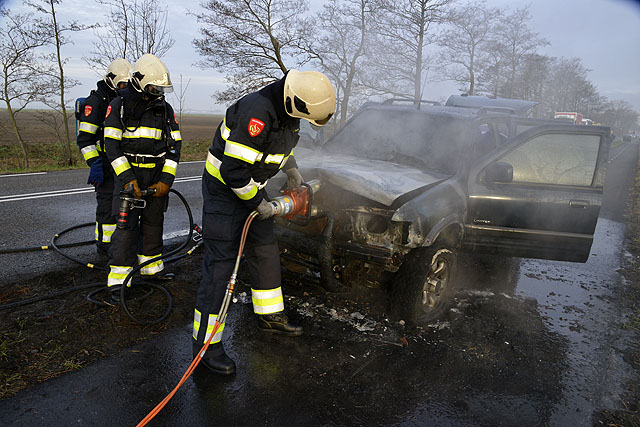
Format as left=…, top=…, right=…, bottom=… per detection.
left=464, top=123, right=611, bottom=262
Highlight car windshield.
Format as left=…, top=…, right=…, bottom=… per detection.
left=322, top=108, right=471, bottom=175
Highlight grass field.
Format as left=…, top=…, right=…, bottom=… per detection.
left=0, top=110, right=223, bottom=173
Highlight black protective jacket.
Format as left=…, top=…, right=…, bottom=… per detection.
left=76, top=80, right=118, bottom=166
left=104, top=87, right=182, bottom=187
left=205, top=75, right=300, bottom=209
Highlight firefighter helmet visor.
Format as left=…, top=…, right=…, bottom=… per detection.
left=146, top=84, right=173, bottom=96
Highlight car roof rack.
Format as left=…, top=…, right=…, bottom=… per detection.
left=381, top=98, right=442, bottom=106
left=446, top=94, right=537, bottom=116
left=477, top=106, right=516, bottom=115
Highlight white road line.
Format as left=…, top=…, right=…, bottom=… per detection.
left=0, top=187, right=93, bottom=199
left=172, top=177, right=202, bottom=183
left=607, top=143, right=631, bottom=164
left=0, top=172, right=47, bottom=178
left=0, top=175, right=203, bottom=203
left=0, top=189, right=96, bottom=202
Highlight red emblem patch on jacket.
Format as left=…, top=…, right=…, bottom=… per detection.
left=84, top=105, right=93, bottom=117
left=105, top=105, right=112, bottom=118
left=174, top=113, right=178, bottom=125
left=248, top=118, right=265, bottom=137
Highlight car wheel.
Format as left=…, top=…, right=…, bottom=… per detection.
left=390, top=246, right=457, bottom=324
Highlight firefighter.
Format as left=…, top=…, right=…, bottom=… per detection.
left=103, top=54, right=182, bottom=290
left=77, top=58, right=132, bottom=261
left=193, top=70, right=336, bottom=375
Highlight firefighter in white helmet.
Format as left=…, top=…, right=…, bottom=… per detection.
left=76, top=58, right=132, bottom=262
left=103, top=54, right=182, bottom=293
left=193, top=70, right=336, bottom=375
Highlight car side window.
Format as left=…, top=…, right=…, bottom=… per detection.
left=498, top=133, right=601, bottom=186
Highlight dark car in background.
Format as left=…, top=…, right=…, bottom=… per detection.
left=267, top=96, right=612, bottom=324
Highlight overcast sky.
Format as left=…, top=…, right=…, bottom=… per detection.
left=2, top=0, right=640, bottom=115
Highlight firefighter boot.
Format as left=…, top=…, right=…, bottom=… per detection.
left=257, top=312, right=303, bottom=336
left=193, top=342, right=236, bottom=375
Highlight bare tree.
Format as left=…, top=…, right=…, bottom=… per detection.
left=192, top=0, right=311, bottom=103
left=436, top=0, right=501, bottom=95
left=303, top=0, right=372, bottom=124
left=364, top=0, right=453, bottom=103
left=0, top=8, right=56, bottom=169
left=480, top=5, right=548, bottom=98
left=605, top=100, right=639, bottom=135
left=27, top=0, right=89, bottom=166
left=514, top=54, right=551, bottom=101
left=84, top=0, right=175, bottom=71
left=540, top=57, right=594, bottom=117
left=172, top=74, right=192, bottom=125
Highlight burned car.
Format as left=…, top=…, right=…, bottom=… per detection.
left=266, top=97, right=611, bottom=324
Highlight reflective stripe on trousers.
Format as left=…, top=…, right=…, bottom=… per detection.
left=108, top=265, right=133, bottom=287
left=95, top=222, right=116, bottom=243
left=137, top=254, right=164, bottom=276
left=251, top=287, right=284, bottom=314
left=192, top=309, right=225, bottom=343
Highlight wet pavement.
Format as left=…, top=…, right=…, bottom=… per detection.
left=0, top=144, right=637, bottom=426
left=0, top=220, right=634, bottom=426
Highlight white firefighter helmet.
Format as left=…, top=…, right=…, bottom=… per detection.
left=130, top=54, right=173, bottom=96
left=104, top=58, right=132, bottom=91
left=283, top=70, right=336, bottom=126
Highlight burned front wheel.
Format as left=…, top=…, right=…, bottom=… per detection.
left=390, top=246, right=457, bottom=324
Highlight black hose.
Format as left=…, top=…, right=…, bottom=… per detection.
left=0, top=239, right=95, bottom=255
left=86, top=284, right=155, bottom=308
left=0, top=282, right=103, bottom=312
left=51, top=222, right=107, bottom=270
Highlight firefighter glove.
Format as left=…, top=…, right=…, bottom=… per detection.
left=284, top=167, right=303, bottom=189
left=87, top=158, right=104, bottom=188
left=149, top=181, right=170, bottom=198
left=126, top=179, right=142, bottom=198
left=256, top=198, right=276, bottom=220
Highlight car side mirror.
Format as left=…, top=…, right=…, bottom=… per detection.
left=484, top=161, right=513, bottom=183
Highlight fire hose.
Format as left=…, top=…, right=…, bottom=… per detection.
left=136, top=210, right=259, bottom=427
left=136, top=181, right=321, bottom=426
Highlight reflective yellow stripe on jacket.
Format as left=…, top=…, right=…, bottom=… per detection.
left=81, top=145, right=99, bottom=161
left=79, top=122, right=99, bottom=134
left=111, top=156, right=131, bottom=175
left=123, top=126, right=163, bottom=140
left=206, top=152, right=259, bottom=200
left=219, top=119, right=289, bottom=167
left=162, top=159, right=178, bottom=176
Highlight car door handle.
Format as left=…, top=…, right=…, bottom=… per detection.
left=569, top=199, right=590, bottom=209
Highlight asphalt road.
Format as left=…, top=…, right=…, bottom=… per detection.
left=0, top=142, right=637, bottom=426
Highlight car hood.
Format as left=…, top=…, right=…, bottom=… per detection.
left=296, top=148, right=447, bottom=207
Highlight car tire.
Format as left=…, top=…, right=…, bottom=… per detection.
left=390, top=246, right=457, bottom=325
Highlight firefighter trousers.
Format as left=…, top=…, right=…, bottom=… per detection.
left=193, top=175, right=284, bottom=356
left=94, top=152, right=116, bottom=255
left=107, top=166, right=168, bottom=287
